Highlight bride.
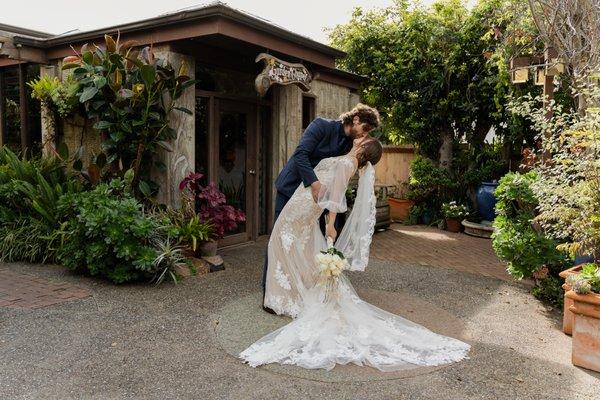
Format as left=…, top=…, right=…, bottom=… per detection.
left=239, top=136, right=471, bottom=372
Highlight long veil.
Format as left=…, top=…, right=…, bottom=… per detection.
left=335, top=161, right=376, bottom=271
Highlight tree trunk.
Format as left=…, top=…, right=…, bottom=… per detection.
left=132, top=141, right=146, bottom=194
left=438, top=131, right=453, bottom=171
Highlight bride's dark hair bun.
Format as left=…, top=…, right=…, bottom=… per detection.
left=358, top=138, right=383, bottom=168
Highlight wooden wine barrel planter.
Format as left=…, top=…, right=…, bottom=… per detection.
left=345, top=199, right=391, bottom=231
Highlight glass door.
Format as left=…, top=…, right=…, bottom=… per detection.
left=216, top=99, right=257, bottom=246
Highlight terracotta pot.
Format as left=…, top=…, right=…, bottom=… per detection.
left=566, top=290, right=600, bottom=372
left=195, top=240, right=218, bottom=257
left=388, top=198, right=413, bottom=222
left=445, top=218, right=463, bottom=233
left=559, top=264, right=584, bottom=335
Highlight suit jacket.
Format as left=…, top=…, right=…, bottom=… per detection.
left=275, top=117, right=353, bottom=198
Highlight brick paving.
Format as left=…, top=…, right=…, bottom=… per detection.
left=371, top=224, right=511, bottom=282
left=0, top=224, right=507, bottom=310
left=0, top=269, right=90, bottom=309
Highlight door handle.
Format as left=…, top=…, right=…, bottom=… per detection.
left=249, top=169, right=256, bottom=175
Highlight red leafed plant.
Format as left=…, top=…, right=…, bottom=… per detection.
left=179, top=172, right=246, bottom=239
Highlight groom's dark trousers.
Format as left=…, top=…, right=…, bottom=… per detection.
left=261, top=117, right=352, bottom=292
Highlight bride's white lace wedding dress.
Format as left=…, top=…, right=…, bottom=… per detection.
left=239, top=154, right=471, bottom=372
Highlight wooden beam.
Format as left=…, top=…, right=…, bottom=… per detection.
left=0, top=36, right=47, bottom=64
left=0, top=69, right=5, bottom=147
left=18, top=63, right=29, bottom=150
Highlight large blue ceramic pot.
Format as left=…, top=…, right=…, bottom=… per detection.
left=476, top=182, right=499, bottom=222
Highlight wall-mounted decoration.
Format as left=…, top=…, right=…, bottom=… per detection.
left=254, top=53, right=312, bottom=96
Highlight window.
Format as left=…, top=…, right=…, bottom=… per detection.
left=302, top=95, right=315, bottom=131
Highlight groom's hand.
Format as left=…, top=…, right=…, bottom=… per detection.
left=310, top=181, right=322, bottom=203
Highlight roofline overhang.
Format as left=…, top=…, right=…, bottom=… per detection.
left=0, top=23, right=53, bottom=39
left=12, top=3, right=346, bottom=59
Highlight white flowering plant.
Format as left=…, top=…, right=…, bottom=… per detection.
left=441, top=201, right=470, bottom=219
left=315, top=247, right=348, bottom=279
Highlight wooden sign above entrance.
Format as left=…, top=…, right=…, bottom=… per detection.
left=254, top=53, right=312, bottom=96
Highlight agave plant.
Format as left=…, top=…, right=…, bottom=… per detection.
left=60, top=34, right=196, bottom=197
left=151, top=238, right=191, bottom=285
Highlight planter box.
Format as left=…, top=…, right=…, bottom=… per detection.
left=445, top=218, right=463, bottom=233
left=375, top=200, right=391, bottom=229
left=566, top=290, right=600, bottom=372
left=196, top=240, right=218, bottom=257
left=347, top=200, right=391, bottom=230
left=388, top=198, right=413, bottom=223
left=461, top=219, right=494, bottom=238
left=559, top=264, right=584, bottom=335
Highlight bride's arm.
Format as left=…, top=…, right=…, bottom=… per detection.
left=325, top=212, right=338, bottom=242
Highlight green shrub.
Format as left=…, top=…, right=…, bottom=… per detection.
left=0, top=218, right=61, bottom=263
left=407, top=156, right=456, bottom=219
left=0, top=147, right=82, bottom=263
left=492, top=171, right=571, bottom=279
left=56, top=178, right=163, bottom=283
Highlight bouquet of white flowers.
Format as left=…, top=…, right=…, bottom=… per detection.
left=315, top=237, right=348, bottom=280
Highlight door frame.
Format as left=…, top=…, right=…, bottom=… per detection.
left=216, top=98, right=258, bottom=246
left=194, top=92, right=258, bottom=246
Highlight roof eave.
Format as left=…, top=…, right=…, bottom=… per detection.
left=12, top=3, right=346, bottom=59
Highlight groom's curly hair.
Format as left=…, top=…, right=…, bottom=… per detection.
left=340, top=103, right=381, bottom=132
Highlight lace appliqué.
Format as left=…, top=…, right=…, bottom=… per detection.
left=274, top=261, right=291, bottom=291
left=265, top=293, right=301, bottom=318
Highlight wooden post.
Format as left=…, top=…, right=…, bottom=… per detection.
left=18, top=63, right=29, bottom=151
left=542, top=48, right=555, bottom=161
left=0, top=69, right=5, bottom=148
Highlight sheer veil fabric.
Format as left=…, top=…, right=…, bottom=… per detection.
left=240, top=155, right=471, bottom=372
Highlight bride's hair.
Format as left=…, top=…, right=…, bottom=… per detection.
left=357, top=138, right=383, bottom=168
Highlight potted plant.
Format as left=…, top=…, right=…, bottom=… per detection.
left=559, top=264, right=584, bottom=335
left=388, top=183, right=413, bottom=223
left=565, top=263, right=600, bottom=372
left=171, top=214, right=214, bottom=257
left=179, top=172, right=246, bottom=257
left=441, top=201, right=469, bottom=233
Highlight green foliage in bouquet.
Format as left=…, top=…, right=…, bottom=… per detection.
left=320, top=246, right=346, bottom=260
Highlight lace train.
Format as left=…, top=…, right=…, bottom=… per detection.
left=240, top=274, right=470, bottom=372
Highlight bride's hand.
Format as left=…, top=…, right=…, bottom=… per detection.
left=326, top=224, right=337, bottom=243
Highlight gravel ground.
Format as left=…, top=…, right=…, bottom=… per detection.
left=0, top=237, right=598, bottom=399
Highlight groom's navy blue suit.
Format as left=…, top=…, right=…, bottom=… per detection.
left=261, top=117, right=353, bottom=291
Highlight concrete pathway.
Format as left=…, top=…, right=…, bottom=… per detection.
left=0, top=225, right=598, bottom=399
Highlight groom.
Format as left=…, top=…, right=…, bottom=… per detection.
left=261, top=103, right=381, bottom=314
